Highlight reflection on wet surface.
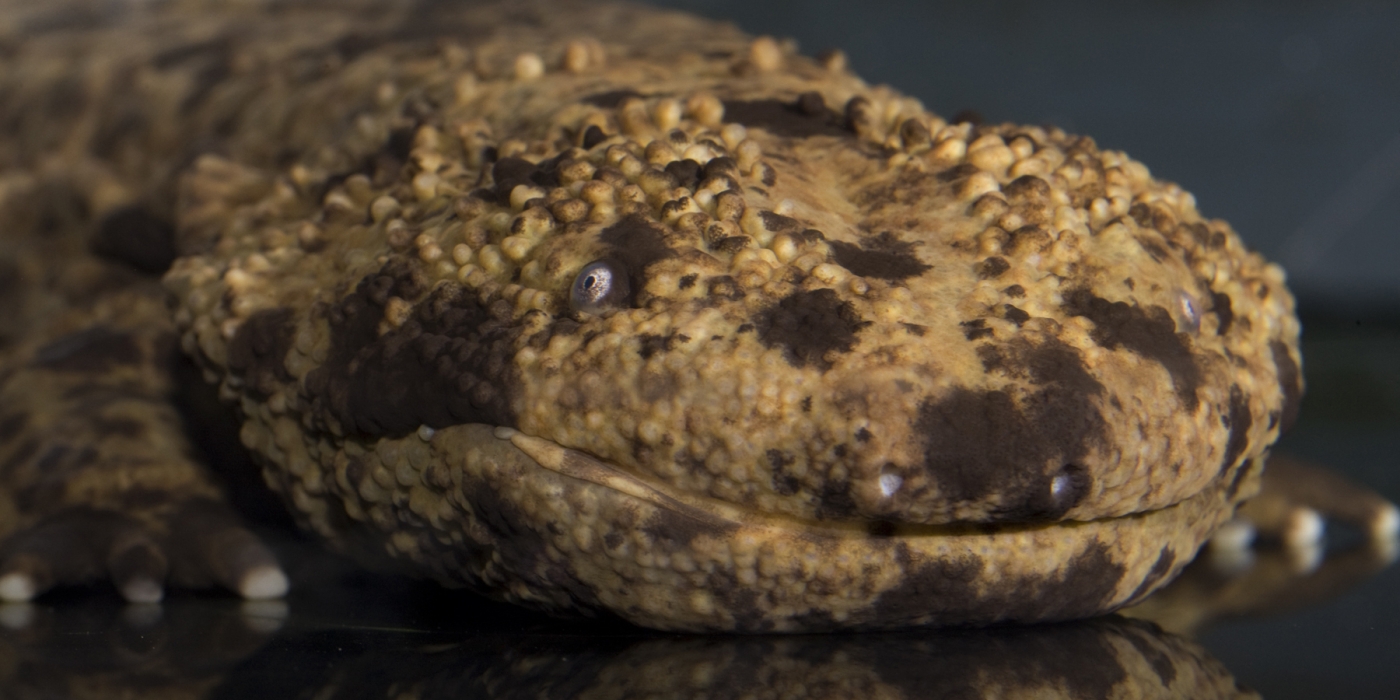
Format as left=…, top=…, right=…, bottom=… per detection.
left=2, top=501, right=1393, bottom=699
left=216, top=618, right=1251, bottom=699
left=2, top=592, right=1252, bottom=699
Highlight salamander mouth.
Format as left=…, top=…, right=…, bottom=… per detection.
left=499, top=426, right=1189, bottom=537
left=465, top=425, right=1236, bottom=631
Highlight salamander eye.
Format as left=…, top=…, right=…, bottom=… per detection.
left=570, top=259, right=629, bottom=314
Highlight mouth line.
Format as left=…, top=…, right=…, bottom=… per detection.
left=497, top=427, right=1190, bottom=539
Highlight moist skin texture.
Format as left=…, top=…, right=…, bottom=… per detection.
left=0, top=0, right=1301, bottom=631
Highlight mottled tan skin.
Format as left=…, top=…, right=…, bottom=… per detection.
left=0, top=0, right=1344, bottom=632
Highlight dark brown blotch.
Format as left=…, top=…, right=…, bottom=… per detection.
left=702, top=157, right=738, bottom=180
left=302, top=260, right=523, bottom=437
left=758, top=210, right=801, bottom=233
left=1270, top=340, right=1302, bottom=433
left=1210, top=291, right=1234, bottom=336
left=490, top=154, right=570, bottom=204
left=637, top=333, right=682, bottom=360
left=491, top=157, right=539, bottom=202
left=600, top=215, right=675, bottom=306
left=1003, top=175, right=1051, bottom=201
left=755, top=288, right=869, bottom=371
left=1062, top=289, right=1201, bottom=410
left=844, top=96, right=875, bottom=133
left=869, top=548, right=985, bottom=626
left=227, top=307, right=295, bottom=397
left=960, top=319, right=993, bottom=341
left=90, top=206, right=177, bottom=275
left=581, top=125, right=609, bottom=149
left=709, top=582, right=767, bottom=631
left=767, top=449, right=799, bottom=496
left=721, top=96, right=846, bottom=138
left=1049, top=542, right=1130, bottom=616
left=663, top=159, right=702, bottom=190
left=1219, top=386, right=1253, bottom=477
left=710, top=236, right=752, bottom=254
left=915, top=338, right=1106, bottom=515
left=1124, top=547, right=1178, bottom=606
left=707, top=276, right=744, bottom=302
left=795, top=91, right=827, bottom=116
left=383, top=126, right=415, bottom=163
left=1128, top=202, right=1153, bottom=228
left=815, top=479, right=857, bottom=519
left=977, top=257, right=1010, bottom=279
left=758, top=164, right=777, bottom=186
left=464, top=478, right=601, bottom=610
left=867, top=539, right=1132, bottom=630
left=829, top=231, right=931, bottom=282
left=580, top=89, right=644, bottom=108
left=1226, top=455, right=1258, bottom=501
left=1008, top=225, right=1053, bottom=255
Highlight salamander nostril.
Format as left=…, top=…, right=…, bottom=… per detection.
left=1051, top=464, right=1091, bottom=512
left=878, top=468, right=903, bottom=498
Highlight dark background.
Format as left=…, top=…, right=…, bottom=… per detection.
left=640, top=1, right=1400, bottom=696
